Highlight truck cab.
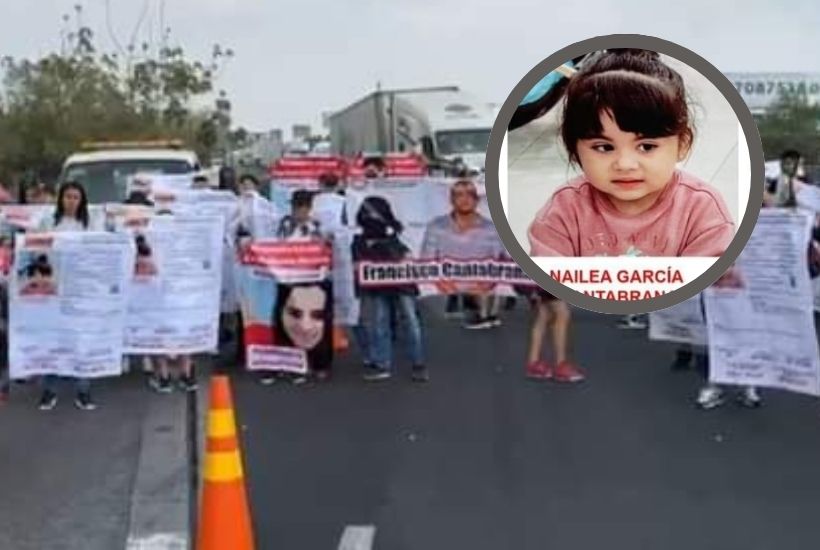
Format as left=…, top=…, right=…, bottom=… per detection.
left=59, top=141, right=200, bottom=203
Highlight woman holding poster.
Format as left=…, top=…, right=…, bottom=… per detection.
left=37, top=181, right=97, bottom=411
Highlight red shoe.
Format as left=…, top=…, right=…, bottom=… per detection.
left=553, top=361, right=584, bottom=383
left=526, top=360, right=552, bottom=380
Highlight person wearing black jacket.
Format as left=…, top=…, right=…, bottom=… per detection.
left=352, top=196, right=428, bottom=382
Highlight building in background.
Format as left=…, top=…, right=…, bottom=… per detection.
left=724, top=72, right=820, bottom=116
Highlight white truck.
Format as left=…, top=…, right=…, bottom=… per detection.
left=328, top=86, right=495, bottom=174
left=59, top=140, right=201, bottom=203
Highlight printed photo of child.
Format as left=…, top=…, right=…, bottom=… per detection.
left=18, top=253, right=57, bottom=297
left=508, top=48, right=739, bottom=258
left=134, top=233, right=158, bottom=277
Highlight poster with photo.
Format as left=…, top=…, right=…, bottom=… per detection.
left=8, top=231, right=134, bottom=379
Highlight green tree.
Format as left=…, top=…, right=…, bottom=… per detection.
left=0, top=2, right=234, bottom=184
left=756, top=90, right=820, bottom=165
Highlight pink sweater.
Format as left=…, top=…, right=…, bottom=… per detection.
left=528, top=170, right=735, bottom=257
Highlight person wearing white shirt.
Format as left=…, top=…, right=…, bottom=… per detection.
left=37, top=181, right=97, bottom=412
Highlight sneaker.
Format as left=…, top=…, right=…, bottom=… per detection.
left=38, top=390, right=58, bottom=411
left=74, top=392, right=97, bottom=411
left=178, top=375, right=199, bottom=393
left=410, top=365, right=430, bottom=382
left=149, top=375, right=173, bottom=394
left=363, top=365, right=391, bottom=382
left=526, top=360, right=552, bottom=380
left=553, top=361, right=585, bottom=383
left=290, top=374, right=309, bottom=386
left=259, top=374, right=277, bottom=386
left=696, top=385, right=725, bottom=410
left=737, top=386, right=762, bottom=408
left=487, top=315, right=502, bottom=328
left=616, top=314, right=648, bottom=330
left=463, top=317, right=494, bottom=330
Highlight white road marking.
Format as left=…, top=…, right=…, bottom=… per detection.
left=126, top=533, right=188, bottom=549
left=338, top=525, right=376, bottom=550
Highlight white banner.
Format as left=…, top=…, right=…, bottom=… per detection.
left=127, top=173, right=195, bottom=197
left=648, top=293, right=707, bottom=346
left=150, top=188, right=241, bottom=314
left=704, top=209, right=820, bottom=396
left=345, top=177, right=514, bottom=296
left=9, top=232, right=134, bottom=378
left=120, top=214, right=224, bottom=354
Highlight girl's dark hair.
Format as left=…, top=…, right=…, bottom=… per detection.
left=781, top=149, right=801, bottom=161
left=26, top=254, right=52, bottom=278
left=291, top=189, right=314, bottom=209
left=135, top=234, right=152, bottom=257
left=356, top=195, right=403, bottom=237
left=124, top=190, right=154, bottom=206
left=272, top=282, right=333, bottom=371
left=54, top=181, right=90, bottom=228
left=561, top=49, right=693, bottom=165
left=239, top=173, right=259, bottom=187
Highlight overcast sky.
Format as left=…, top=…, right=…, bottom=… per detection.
left=3, top=0, right=820, bottom=136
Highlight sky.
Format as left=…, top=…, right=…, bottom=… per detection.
left=3, top=0, right=820, bottom=137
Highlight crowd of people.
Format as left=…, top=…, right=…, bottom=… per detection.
left=0, top=145, right=818, bottom=414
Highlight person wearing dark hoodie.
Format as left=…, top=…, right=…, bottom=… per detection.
left=352, top=196, right=428, bottom=382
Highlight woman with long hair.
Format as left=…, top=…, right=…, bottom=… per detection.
left=37, top=181, right=96, bottom=411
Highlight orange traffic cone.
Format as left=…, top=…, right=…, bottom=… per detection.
left=197, top=375, right=255, bottom=550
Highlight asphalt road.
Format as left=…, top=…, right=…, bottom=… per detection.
left=234, top=297, right=820, bottom=550
left=0, top=373, right=149, bottom=550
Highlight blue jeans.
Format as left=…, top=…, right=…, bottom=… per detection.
left=360, top=293, right=424, bottom=370
left=42, top=375, right=91, bottom=395
left=350, top=324, right=372, bottom=364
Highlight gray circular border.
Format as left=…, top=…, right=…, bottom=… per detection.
left=485, top=34, right=764, bottom=315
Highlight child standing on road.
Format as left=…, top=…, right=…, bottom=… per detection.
left=524, top=288, right=584, bottom=382
left=528, top=49, right=735, bottom=257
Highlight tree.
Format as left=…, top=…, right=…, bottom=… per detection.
left=0, top=2, right=234, bottom=184
left=756, top=90, right=820, bottom=164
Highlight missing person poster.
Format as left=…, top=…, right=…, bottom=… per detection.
left=237, top=239, right=333, bottom=374
left=8, top=231, right=134, bottom=379
left=118, top=213, right=225, bottom=355
left=151, top=187, right=242, bottom=314
left=648, top=293, right=708, bottom=346
left=704, top=209, right=820, bottom=396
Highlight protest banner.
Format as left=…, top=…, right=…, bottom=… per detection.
left=345, top=170, right=524, bottom=295
left=704, top=209, right=820, bottom=396
left=126, top=172, right=195, bottom=197
left=148, top=187, right=243, bottom=314
left=269, top=157, right=358, bottom=324
left=8, top=231, right=134, bottom=379
left=648, top=293, right=708, bottom=346
left=113, top=211, right=224, bottom=355
left=236, top=239, right=333, bottom=374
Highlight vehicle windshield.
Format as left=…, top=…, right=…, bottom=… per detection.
left=435, top=129, right=491, bottom=156
left=61, top=159, right=193, bottom=203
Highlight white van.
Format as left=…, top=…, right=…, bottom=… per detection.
left=60, top=141, right=200, bottom=203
